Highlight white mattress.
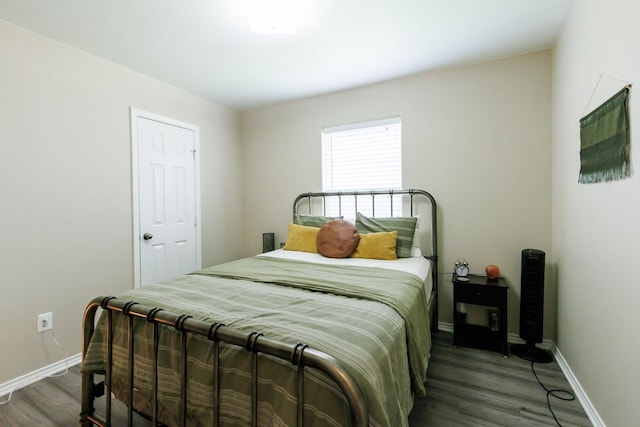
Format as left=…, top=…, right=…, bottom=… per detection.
left=259, top=249, right=433, bottom=301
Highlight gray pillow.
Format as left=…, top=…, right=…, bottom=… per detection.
left=293, top=213, right=342, bottom=228
left=355, top=212, right=417, bottom=258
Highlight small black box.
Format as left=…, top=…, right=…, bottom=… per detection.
left=262, top=232, right=275, bottom=253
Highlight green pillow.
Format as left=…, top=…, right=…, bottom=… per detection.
left=355, top=212, right=417, bottom=258
left=293, top=213, right=342, bottom=228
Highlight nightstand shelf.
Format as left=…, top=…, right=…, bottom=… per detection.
left=453, top=274, right=508, bottom=357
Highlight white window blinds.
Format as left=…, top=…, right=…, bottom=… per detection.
left=321, top=117, right=402, bottom=216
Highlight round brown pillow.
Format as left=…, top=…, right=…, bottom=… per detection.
left=316, top=219, right=360, bottom=258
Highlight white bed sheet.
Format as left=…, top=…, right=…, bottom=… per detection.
left=259, top=249, right=433, bottom=300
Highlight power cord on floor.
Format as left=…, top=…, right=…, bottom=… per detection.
left=531, top=361, right=576, bottom=427
left=0, top=328, right=69, bottom=405
left=46, top=328, right=70, bottom=378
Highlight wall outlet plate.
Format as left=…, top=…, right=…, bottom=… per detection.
left=37, top=312, right=53, bottom=333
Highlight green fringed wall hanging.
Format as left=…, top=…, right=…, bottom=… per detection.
left=579, top=86, right=631, bottom=183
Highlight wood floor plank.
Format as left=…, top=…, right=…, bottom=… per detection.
left=0, top=331, right=592, bottom=426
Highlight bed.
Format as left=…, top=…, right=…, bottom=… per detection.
left=80, top=189, right=439, bottom=427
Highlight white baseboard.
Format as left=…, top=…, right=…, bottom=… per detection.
left=552, top=346, right=606, bottom=427
left=437, top=321, right=453, bottom=333
left=0, top=353, right=82, bottom=398
left=436, top=321, right=552, bottom=348
left=436, top=321, right=604, bottom=426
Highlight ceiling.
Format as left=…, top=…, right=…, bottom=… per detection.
left=0, top=0, right=575, bottom=111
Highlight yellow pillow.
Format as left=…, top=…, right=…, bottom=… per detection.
left=283, top=223, right=320, bottom=253
left=351, top=231, right=398, bottom=260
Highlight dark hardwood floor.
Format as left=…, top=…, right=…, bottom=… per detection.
left=0, top=331, right=592, bottom=426
left=409, top=332, right=592, bottom=427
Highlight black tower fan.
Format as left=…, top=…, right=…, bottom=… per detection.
left=511, top=249, right=553, bottom=363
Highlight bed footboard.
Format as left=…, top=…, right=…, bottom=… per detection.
left=80, top=296, right=368, bottom=427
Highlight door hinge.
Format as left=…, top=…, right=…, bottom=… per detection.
left=194, top=216, right=198, bottom=227
left=191, top=149, right=196, bottom=160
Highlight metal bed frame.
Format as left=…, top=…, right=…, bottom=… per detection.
left=293, top=188, right=439, bottom=332
left=81, top=296, right=367, bottom=426
left=80, top=188, right=438, bottom=426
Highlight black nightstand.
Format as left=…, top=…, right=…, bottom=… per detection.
left=453, top=274, right=508, bottom=357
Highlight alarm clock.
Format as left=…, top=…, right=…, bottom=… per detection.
left=455, top=258, right=469, bottom=281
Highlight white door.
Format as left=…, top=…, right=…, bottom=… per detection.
left=132, top=109, right=201, bottom=287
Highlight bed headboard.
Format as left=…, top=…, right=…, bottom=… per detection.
left=293, top=189, right=439, bottom=331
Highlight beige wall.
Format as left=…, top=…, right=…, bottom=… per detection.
left=0, top=20, right=242, bottom=384
left=240, top=51, right=553, bottom=338
left=552, top=1, right=640, bottom=424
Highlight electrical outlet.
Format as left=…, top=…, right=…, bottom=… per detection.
left=37, top=312, right=53, bottom=333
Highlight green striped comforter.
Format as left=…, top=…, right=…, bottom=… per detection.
left=83, top=256, right=431, bottom=426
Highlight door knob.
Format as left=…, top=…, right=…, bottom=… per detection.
left=143, top=233, right=153, bottom=240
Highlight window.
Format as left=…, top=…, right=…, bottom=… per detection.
left=321, top=117, right=402, bottom=216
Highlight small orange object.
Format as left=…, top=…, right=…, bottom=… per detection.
left=485, top=264, right=500, bottom=279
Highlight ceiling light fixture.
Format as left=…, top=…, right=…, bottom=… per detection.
left=246, top=0, right=299, bottom=34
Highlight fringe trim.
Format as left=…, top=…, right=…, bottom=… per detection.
left=578, top=162, right=630, bottom=183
